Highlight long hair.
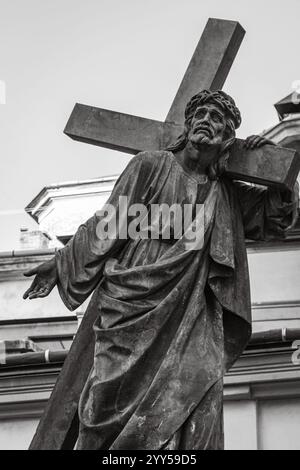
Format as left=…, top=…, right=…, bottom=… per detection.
left=166, top=90, right=241, bottom=180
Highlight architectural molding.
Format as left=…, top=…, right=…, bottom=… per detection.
left=262, top=113, right=300, bottom=144
left=0, top=250, right=56, bottom=281
left=0, top=317, right=78, bottom=343
left=0, top=365, right=59, bottom=419
left=25, top=176, right=118, bottom=223
left=0, top=341, right=299, bottom=418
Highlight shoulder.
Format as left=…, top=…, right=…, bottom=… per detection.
left=135, top=150, right=172, bottom=164
left=129, top=150, right=172, bottom=172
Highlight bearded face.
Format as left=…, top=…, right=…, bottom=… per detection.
left=187, top=103, right=228, bottom=150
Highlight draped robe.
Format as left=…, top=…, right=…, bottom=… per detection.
left=55, top=150, right=297, bottom=450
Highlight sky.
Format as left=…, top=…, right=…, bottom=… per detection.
left=0, top=0, right=300, bottom=250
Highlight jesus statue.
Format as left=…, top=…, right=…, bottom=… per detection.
left=23, top=90, right=298, bottom=450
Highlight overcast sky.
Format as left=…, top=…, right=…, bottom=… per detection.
left=0, top=0, right=299, bottom=250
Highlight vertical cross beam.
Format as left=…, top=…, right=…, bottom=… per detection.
left=165, top=18, right=245, bottom=125
left=64, top=19, right=245, bottom=152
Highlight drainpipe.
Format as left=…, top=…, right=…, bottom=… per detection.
left=0, top=350, right=67, bottom=367
left=249, top=328, right=300, bottom=345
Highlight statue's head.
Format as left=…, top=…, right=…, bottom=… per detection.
left=184, top=90, right=241, bottom=146
left=167, top=90, right=241, bottom=178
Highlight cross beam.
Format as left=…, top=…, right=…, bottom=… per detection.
left=65, top=18, right=245, bottom=148
left=66, top=104, right=299, bottom=190
left=64, top=18, right=299, bottom=191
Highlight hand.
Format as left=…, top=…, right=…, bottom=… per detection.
left=244, top=135, right=275, bottom=149
left=23, top=257, right=58, bottom=300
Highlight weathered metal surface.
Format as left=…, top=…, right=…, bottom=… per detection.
left=166, top=18, right=245, bottom=125
left=227, top=140, right=300, bottom=190
left=64, top=104, right=182, bottom=153
left=28, top=147, right=298, bottom=449
left=64, top=18, right=245, bottom=150
left=65, top=105, right=300, bottom=191
left=29, top=16, right=300, bottom=451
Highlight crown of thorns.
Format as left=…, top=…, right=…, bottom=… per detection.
left=184, top=90, right=242, bottom=130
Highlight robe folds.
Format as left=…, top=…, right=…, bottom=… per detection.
left=55, top=150, right=297, bottom=450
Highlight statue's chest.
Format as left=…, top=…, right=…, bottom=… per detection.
left=142, top=172, right=214, bottom=241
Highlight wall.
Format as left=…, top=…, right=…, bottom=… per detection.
left=0, top=419, right=38, bottom=450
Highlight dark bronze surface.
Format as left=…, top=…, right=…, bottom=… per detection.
left=29, top=18, right=300, bottom=450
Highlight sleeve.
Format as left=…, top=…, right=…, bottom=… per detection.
left=234, top=180, right=299, bottom=242
left=55, top=152, right=154, bottom=311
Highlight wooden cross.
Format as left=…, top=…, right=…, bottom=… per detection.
left=29, top=18, right=300, bottom=451
left=64, top=18, right=299, bottom=191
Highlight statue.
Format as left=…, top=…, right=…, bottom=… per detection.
left=23, top=90, right=298, bottom=450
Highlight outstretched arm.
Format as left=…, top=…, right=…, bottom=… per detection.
left=23, top=151, right=159, bottom=309
left=23, top=257, right=57, bottom=300
left=23, top=155, right=143, bottom=308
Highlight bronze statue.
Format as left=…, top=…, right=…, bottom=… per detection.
left=23, top=90, right=298, bottom=450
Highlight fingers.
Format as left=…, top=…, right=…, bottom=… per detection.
left=244, top=135, right=253, bottom=149
left=28, top=287, right=51, bottom=300
left=244, top=135, right=261, bottom=149
left=25, top=286, right=41, bottom=300
left=23, top=262, right=57, bottom=300
left=23, top=279, right=37, bottom=299
left=260, top=138, right=275, bottom=146
left=256, top=137, right=272, bottom=148
left=244, top=135, right=273, bottom=149
left=23, top=280, right=46, bottom=300
left=23, top=288, right=31, bottom=300
left=23, top=267, right=38, bottom=277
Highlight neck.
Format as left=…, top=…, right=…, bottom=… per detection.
left=175, top=141, right=221, bottom=176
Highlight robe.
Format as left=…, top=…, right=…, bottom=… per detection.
left=55, top=150, right=297, bottom=450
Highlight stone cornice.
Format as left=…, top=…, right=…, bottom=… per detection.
left=25, top=176, right=118, bottom=224
left=262, top=114, right=300, bottom=143
left=0, top=252, right=56, bottom=281
left=0, top=342, right=299, bottom=418
left=1, top=228, right=300, bottom=282
left=225, top=343, right=300, bottom=388
left=0, top=365, right=60, bottom=419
